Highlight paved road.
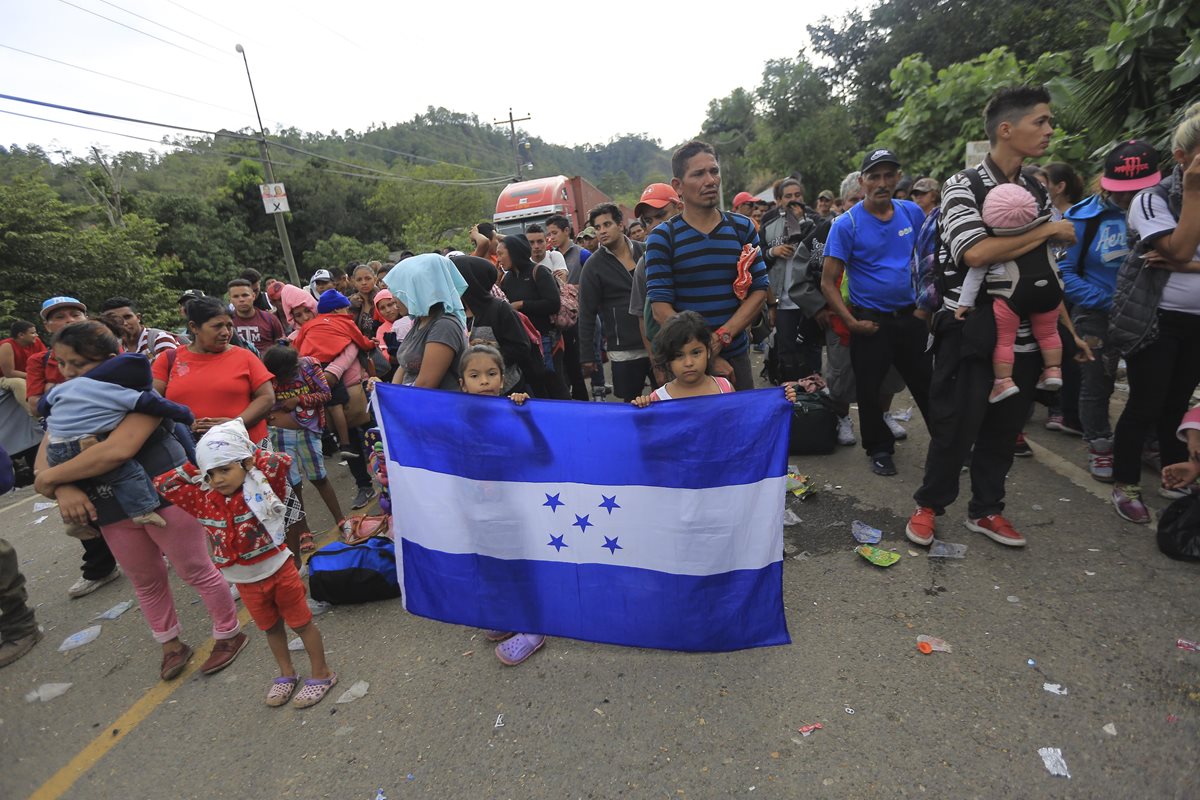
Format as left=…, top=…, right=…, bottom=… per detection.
left=3, top=385, right=1198, bottom=799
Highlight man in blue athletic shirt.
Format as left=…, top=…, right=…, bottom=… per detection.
left=645, top=141, right=770, bottom=390
left=821, top=148, right=932, bottom=476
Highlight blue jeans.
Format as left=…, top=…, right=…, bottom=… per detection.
left=48, top=439, right=160, bottom=519
left=1071, top=308, right=1114, bottom=442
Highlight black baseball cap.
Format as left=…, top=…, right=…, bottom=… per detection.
left=1101, top=140, right=1161, bottom=192
left=177, top=289, right=205, bottom=305
left=860, top=148, right=901, bottom=174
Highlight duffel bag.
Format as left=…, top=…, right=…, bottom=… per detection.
left=308, top=535, right=401, bottom=604
left=788, top=392, right=837, bottom=456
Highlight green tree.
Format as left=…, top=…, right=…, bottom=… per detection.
left=367, top=165, right=493, bottom=250
left=0, top=176, right=180, bottom=326
left=301, top=234, right=390, bottom=272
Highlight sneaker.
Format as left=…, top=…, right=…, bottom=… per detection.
left=68, top=566, right=121, bottom=599
left=1044, top=413, right=1065, bottom=431
left=0, top=629, right=43, bottom=668
left=905, top=507, right=936, bottom=546
left=989, top=377, right=1020, bottom=403
left=870, top=453, right=897, bottom=476
left=884, top=414, right=908, bottom=441
left=351, top=486, right=376, bottom=510
left=836, top=415, right=857, bottom=446
left=1159, top=483, right=1198, bottom=500
left=964, top=514, right=1026, bottom=547
left=201, top=631, right=249, bottom=675
left=1111, top=484, right=1150, bottom=523
left=1046, top=414, right=1084, bottom=436
left=1013, top=433, right=1032, bottom=457
left=1087, top=438, right=1114, bottom=483
left=338, top=444, right=361, bottom=460
left=1036, top=366, right=1063, bottom=390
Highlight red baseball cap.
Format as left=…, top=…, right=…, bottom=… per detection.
left=1101, top=140, right=1161, bottom=192
left=634, top=183, right=681, bottom=217
left=732, top=191, right=756, bottom=208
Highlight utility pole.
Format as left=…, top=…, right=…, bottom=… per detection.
left=492, top=108, right=531, bottom=181
left=235, top=44, right=300, bottom=285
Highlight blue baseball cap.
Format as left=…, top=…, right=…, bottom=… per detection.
left=40, top=296, right=87, bottom=320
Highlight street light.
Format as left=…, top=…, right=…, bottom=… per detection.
left=234, top=43, right=300, bottom=285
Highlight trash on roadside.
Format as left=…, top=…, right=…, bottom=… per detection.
left=1084, top=571, right=1096, bottom=576
left=851, top=520, right=882, bottom=544
left=1037, top=747, right=1071, bottom=778
left=25, top=682, right=72, bottom=702
left=916, top=635, right=952, bottom=654
left=58, top=625, right=101, bottom=652
left=907, top=550, right=920, bottom=557
left=844, top=707, right=855, bottom=715
left=335, top=680, right=369, bottom=704
left=30, top=515, right=49, bottom=525
left=32, top=502, right=57, bottom=512
left=494, top=713, right=505, bottom=729
left=1007, top=596, right=1020, bottom=604
left=1043, top=683, right=1069, bottom=696
left=288, top=638, right=305, bottom=651
left=1027, top=658, right=1037, bottom=667
left=783, top=509, right=803, bottom=527
left=1102, top=723, right=1117, bottom=736
left=1031, top=504, right=1043, bottom=511
left=855, top=544, right=900, bottom=567
left=797, top=722, right=823, bottom=737
left=786, top=469, right=815, bottom=500
left=1176, top=638, right=1200, bottom=652
left=792, top=551, right=812, bottom=561
left=928, top=540, right=968, bottom=559
left=375, top=789, right=387, bottom=800
left=93, top=600, right=134, bottom=621
left=307, top=598, right=333, bottom=616
left=1058, top=498, right=1071, bottom=502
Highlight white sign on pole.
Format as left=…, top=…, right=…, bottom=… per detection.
left=259, top=183, right=289, bottom=214
left=965, top=141, right=989, bottom=168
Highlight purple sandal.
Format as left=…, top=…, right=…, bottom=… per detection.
left=495, top=634, right=545, bottom=666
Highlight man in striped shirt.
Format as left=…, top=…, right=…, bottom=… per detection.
left=906, top=86, right=1077, bottom=551
left=100, top=296, right=180, bottom=359
left=645, top=141, right=769, bottom=390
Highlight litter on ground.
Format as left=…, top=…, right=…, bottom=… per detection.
left=1037, top=747, right=1071, bottom=778
left=25, top=683, right=72, bottom=702
left=1043, top=683, right=1069, bottom=696
left=916, top=635, right=952, bottom=654
left=851, top=520, right=882, bottom=544
left=58, top=625, right=101, bottom=652
left=855, top=544, right=900, bottom=567
left=93, top=600, right=134, bottom=621
left=335, top=680, right=369, bottom=704
left=929, top=540, right=968, bottom=559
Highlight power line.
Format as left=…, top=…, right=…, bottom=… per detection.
left=345, top=137, right=510, bottom=177
left=161, top=0, right=245, bottom=39
left=54, top=0, right=216, bottom=62
left=0, top=43, right=253, bottom=119
left=91, top=0, right=229, bottom=55
left=0, top=92, right=515, bottom=185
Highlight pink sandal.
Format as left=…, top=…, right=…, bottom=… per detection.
left=291, top=673, right=338, bottom=708
left=265, top=675, right=298, bottom=707
left=495, top=634, right=545, bottom=666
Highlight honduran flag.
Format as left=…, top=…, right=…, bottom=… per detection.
left=373, top=384, right=792, bottom=652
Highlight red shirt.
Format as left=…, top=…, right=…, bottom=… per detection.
left=152, top=346, right=274, bottom=442
left=24, top=347, right=63, bottom=400
left=0, top=336, right=47, bottom=374
left=232, top=308, right=285, bottom=350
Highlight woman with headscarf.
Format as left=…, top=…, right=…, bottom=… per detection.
left=279, top=284, right=318, bottom=337
left=372, top=289, right=412, bottom=367
left=452, top=255, right=562, bottom=398
left=384, top=253, right=469, bottom=391
left=497, top=235, right=561, bottom=375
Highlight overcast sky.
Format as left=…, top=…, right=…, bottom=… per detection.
left=1, top=0, right=851, bottom=164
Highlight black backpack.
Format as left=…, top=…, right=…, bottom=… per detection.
left=1157, top=494, right=1200, bottom=561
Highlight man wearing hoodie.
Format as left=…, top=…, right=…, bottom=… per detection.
left=579, top=204, right=651, bottom=402
left=1059, top=141, right=1162, bottom=482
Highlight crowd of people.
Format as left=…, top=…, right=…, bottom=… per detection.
left=1, top=86, right=1197, bottom=687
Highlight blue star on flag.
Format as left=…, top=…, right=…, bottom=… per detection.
left=547, top=534, right=568, bottom=552
left=598, top=495, right=621, bottom=514
left=543, top=493, right=564, bottom=512
left=602, top=536, right=622, bottom=554
left=572, top=514, right=593, bottom=533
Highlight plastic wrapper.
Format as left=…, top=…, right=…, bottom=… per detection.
left=58, top=625, right=101, bottom=652
left=916, top=635, right=952, bottom=654
left=94, top=600, right=134, bottom=621
left=929, top=540, right=968, bottom=559
left=851, top=520, right=882, bottom=544
left=25, top=682, right=73, bottom=702
left=1037, top=747, right=1070, bottom=778
left=855, top=544, right=900, bottom=567
left=335, top=679, right=370, bottom=704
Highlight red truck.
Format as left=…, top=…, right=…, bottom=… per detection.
left=493, top=175, right=611, bottom=236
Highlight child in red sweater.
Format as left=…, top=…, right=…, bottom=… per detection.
left=154, top=419, right=337, bottom=708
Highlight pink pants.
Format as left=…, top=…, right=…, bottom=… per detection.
left=101, top=505, right=240, bottom=644
left=993, top=301, right=1060, bottom=367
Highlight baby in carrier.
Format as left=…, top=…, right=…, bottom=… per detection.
left=956, top=182, right=1065, bottom=403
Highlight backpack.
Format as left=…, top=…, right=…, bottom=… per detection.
left=308, top=535, right=402, bottom=604
left=1106, top=180, right=1177, bottom=357
left=515, top=310, right=544, bottom=357
left=550, top=270, right=579, bottom=329
left=788, top=392, right=838, bottom=455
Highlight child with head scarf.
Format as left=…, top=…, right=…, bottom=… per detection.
left=153, top=419, right=337, bottom=708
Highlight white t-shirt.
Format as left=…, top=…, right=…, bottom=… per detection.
left=538, top=250, right=568, bottom=277
left=1129, top=188, right=1200, bottom=313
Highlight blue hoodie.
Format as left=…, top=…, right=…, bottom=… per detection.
left=1058, top=194, right=1129, bottom=311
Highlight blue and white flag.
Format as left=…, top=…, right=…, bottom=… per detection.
left=373, top=384, right=792, bottom=652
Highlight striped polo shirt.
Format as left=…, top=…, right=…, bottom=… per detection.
left=644, top=212, right=769, bottom=358
left=939, top=157, right=1051, bottom=353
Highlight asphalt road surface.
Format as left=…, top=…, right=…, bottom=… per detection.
left=3, top=379, right=1198, bottom=799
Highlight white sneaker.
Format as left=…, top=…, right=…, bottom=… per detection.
left=836, top=415, right=857, bottom=446
left=68, top=567, right=121, bottom=599
left=884, top=414, right=908, bottom=441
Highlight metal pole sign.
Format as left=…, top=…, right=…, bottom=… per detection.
left=259, top=183, right=290, bottom=214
